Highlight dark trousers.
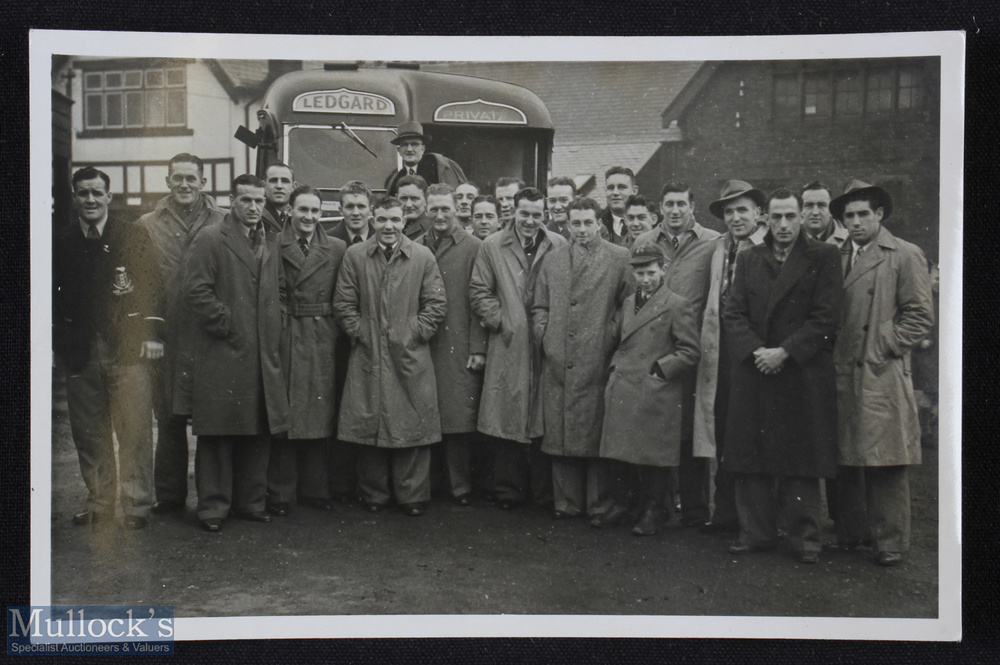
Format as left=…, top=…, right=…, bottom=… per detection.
left=267, top=437, right=331, bottom=503
left=637, top=464, right=672, bottom=513
left=65, top=335, right=154, bottom=517
left=441, top=432, right=473, bottom=498
left=327, top=439, right=359, bottom=500
left=151, top=358, right=191, bottom=505
left=834, top=465, right=911, bottom=552
left=195, top=432, right=270, bottom=520
left=357, top=445, right=431, bottom=506
left=550, top=456, right=605, bottom=516
left=492, top=437, right=553, bottom=507
left=469, top=432, right=496, bottom=498
left=735, top=473, right=822, bottom=553
left=668, top=438, right=710, bottom=523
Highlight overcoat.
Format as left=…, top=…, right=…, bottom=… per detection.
left=333, top=235, right=447, bottom=448
left=384, top=152, right=467, bottom=196
left=419, top=227, right=488, bottom=434
left=722, top=232, right=843, bottom=478
left=634, top=221, right=721, bottom=439
left=185, top=215, right=289, bottom=436
left=834, top=227, right=934, bottom=466
left=279, top=225, right=347, bottom=439
left=600, top=286, right=701, bottom=467
left=532, top=237, right=632, bottom=457
left=691, top=226, right=766, bottom=458
left=469, top=226, right=567, bottom=443
left=136, top=193, right=224, bottom=415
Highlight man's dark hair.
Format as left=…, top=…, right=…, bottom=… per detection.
left=427, top=183, right=456, bottom=199
left=495, top=176, right=526, bottom=192
left=289, top=185, right=324, bottom=208
left=340, top=180, right=372, bottom=203
left=546, top=176, right=577, bottom=196
left=265, top=162, right=294, bottom=179
left=513, top=186, right=545, bottom=207
left=659, top=181, right=693, bottom=205
left=801, top=181, right=832, bottom=198
left=72, top=166, right=110, bottom=191
left=458, top=181, right=480, bottom=193
left=232, top=174, right=265, bottom=193
left=566, top=196, right=603, bottom=218
left=471, top=194, right=500, bottom=216
left=767, top=187, right=803, bottom=211
left=625, top=194, right=658, bottom=217
left=605, top=166, right=636, bottom=183
left=374, top=197, right=404, bottom=213
left=397, top=174, right=429, bottom=194
left=169, top=153, right=204, bottom=175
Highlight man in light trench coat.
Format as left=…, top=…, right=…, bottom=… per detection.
left=419, top=184, right=487, bottom=505
left=532, top=196, right=632, bottom=519
left=334, top=196, right=447, bottom=517
left=828, top=180, right=934, bottom=567
left=266, top=186, right=347, bottom=516
left=470, top=187, right=567, bottom=509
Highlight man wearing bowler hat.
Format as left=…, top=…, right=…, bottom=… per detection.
left=694, top=180, right=768, bottom=534
left=384, top=121, right=467, bottom=196
left=828, top=180, right=934, bottom=566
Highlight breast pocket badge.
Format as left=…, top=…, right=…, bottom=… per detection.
left=112, top=266, right=135, bottom=296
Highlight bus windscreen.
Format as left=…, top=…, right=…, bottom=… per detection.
left=287, top=126, right=398, bottom=191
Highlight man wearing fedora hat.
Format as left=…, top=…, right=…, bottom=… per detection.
left=632, top=181, right=720, bottom=528
left=828, top=179, right=934, bottom=567
left=384, top=121, right=467, bottom=197
left=693, top=180, right=768, bottom=534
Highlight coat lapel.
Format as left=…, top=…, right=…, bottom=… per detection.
left=843, top=228, right=892, bottom=288
left=221, top=217, right=260, bottom=279
left=621, top=287, right=669, bottom=342
left=500, top=228, right=529, bottom=273
left=764, top=233, right=810, bottom=324
left=296, top=234, right=329, bottom=285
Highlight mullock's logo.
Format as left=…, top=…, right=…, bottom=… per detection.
left=7, top=606, right=174, bottom=655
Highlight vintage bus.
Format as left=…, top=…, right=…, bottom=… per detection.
left=237, top=63, right=554, bottom=220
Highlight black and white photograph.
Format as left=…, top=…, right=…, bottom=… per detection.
left=29, top=31, right=962, bottom=641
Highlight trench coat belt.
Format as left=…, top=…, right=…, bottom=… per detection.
left=289, top=302, right=333, bottom=317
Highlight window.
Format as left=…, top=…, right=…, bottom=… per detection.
left=82, top=63, right=188, bottom=134
left=897, top=66, right=925, bottom=110
left=773, top=74, right=800, bottom=118
left=802, top=73, right=831, bottom=118
left=866, top=68, right=895, bottom=114
left=834, top=71, right=863, bottom=118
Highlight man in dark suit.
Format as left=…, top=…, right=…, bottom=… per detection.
left=53, top=167, right=165, bottom=530
left=184, top=174, right=289, bottom=532
left=261, top=163, right=296, bottom=234
left=384, top=121, right=467, bottom=196
left=600, top=166, right=638, bottom=246
left=722, top=187, right=843, bottom=564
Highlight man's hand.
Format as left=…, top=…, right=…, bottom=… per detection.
left=467, top=354, right=486, bottom=371
left=140, top=341, right=165, bottom=360
left=753, top=346, right=788, bottom=375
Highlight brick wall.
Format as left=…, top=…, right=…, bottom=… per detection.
left=643, top=59, right=941, bottom=263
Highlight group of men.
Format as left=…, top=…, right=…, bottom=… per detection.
left=53, top=120, right=935, bottom=568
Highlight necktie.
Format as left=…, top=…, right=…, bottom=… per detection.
left=383, top=246, right=393, bottom=262
left=854, top=245, right=865, bottom=267
left=86, top=225, right=100, bottom=240
left=670, top=235, right=680, bottom=251
left=634, top=289, right=648, bottom=314
left=352, top=235, right=363, bottom=245
left=298, top=236, right=309, bottom=258
left=408, top=167, right=416, bottom=176
left=247, top=228, right=258, bottom=246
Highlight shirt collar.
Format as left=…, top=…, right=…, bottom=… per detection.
left=79, top=214, right=108, bottom=238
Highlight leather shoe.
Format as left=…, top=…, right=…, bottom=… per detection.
left=454, top=493, right=472, bottom=507
left=400, top=503, right=424, bottom=517
left=728, top=541, right=776, bottom=555
left=796, top=551, right=820, bottom=564
left=151, top=500, right=184, bottom=515
left=200, top=518, right=222, bottom=533
left=589, top=502, right=630, bottom=528
left=876, top=551, right=904, bottom=567
left=233, top=510, right=271, bottom=523
left=632, top=509, right=664, bottom=536
left=822, top=539, right=871, bottom=552
left=298, top=497, right=334, bottom=511
left=72, top=510, right=105, bottom=526
left=553, top=509, right=581, bottom=520
left=681, top=516, right=710, bottom=528
left=122, top=515, right=148, bottom=530
left=266, top=502, right=290, bottom=517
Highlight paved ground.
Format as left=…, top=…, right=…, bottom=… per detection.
left=48, top=373, right=939, bottom=619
